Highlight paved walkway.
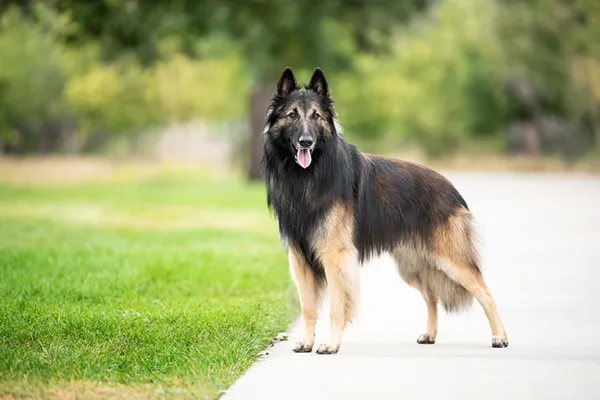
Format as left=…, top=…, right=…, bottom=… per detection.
left=223, top=172, right=600, bottom=400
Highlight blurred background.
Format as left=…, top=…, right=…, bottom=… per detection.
left=1, top=0, right=599, bottom=178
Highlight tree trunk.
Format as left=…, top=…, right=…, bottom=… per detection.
left=248, top=83, right=274, bottom=181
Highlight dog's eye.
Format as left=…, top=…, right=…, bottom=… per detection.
left=287, top=110, right=298, bottom=119
left=312, top=112, right=321, bottom=120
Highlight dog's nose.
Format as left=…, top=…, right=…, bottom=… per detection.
left=298, top=137, right=314, bottom=148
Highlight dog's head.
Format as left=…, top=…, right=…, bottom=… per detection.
left=264, top=67, right=341, bottom=169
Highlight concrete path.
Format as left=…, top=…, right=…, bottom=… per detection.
left=223, top=172, right=600, bottom=400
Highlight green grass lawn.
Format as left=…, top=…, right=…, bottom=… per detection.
left=0, top=168, right=296, bottom=399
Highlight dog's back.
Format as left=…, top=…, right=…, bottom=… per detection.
left=354, top=154, right=478, bottom=314
left=354, top=154, right=472, bottom=261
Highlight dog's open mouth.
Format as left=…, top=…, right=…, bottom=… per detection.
left=295, top=148, right=313, bottom=169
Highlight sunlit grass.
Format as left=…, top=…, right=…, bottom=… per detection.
left=0, top=167, right=295, bottom=399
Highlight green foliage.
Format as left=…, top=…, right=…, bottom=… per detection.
left=0, top=6, right=70, bottom=152
left=499, top=0, right=600, bottom=130
left=54, top=0, right=429, bottom=81
left=331, top=69, right=392, bottom=151
left=0, top=172, right=295, bottom=397
left=66, top=62, right=160, bottom=141
left=0, top=4, right=248, bottom=153
left=332, top=0, right=509, bottom=156
left=66, top=53, right=247, bottom=147
left=152, top=54, right=247, bottom=122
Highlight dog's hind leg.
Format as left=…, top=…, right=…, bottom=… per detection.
left=392, top=248, right=439, bottom=344
left=317, top=248, right=360, bottom=355
left=436, top=256, right=508, bottom=348
left=288, top=248, right=322, bottom=353
left=404, top=279, right=438, bottom=344
left=433, top=209, right=508, bottom=348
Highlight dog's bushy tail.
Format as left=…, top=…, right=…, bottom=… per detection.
left=427, top=208, right=480, bottom=313
left=422, top=267, right=473, bottom=313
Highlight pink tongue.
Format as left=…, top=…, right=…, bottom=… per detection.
left=297, top=149, right=312, bottom=169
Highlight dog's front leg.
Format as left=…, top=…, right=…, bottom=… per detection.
left=288, top=247, right=320, bottom=353
left=316, top=248, right=360, bottom=355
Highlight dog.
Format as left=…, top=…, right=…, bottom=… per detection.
left=261, top=67, right=508, bottom=354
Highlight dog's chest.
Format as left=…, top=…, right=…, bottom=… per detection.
left=269, top=186, right=330, bottom=241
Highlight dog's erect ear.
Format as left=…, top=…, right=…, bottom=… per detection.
left=277, top=67, right=298, bottom=97
left=307, top=68, right=329, bottom=98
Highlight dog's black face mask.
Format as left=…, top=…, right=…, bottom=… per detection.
left=264, top=67, right=339, bottom=169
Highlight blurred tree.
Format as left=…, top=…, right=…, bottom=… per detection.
left=48, top=0, right=429, bottom=179
left=0, top=4, right=71, bottom=154
left=349, top=0, right=509, bottom=157
left=498, top=0, right=600, bottom=157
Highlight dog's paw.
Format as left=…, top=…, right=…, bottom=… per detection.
left=417, top=333, right=436, bottom=344
left=492, top=335, right=509, bottom=348
left=292, top=342, right=313, bottom=353
left=315, top=343, right=339, bottom=355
